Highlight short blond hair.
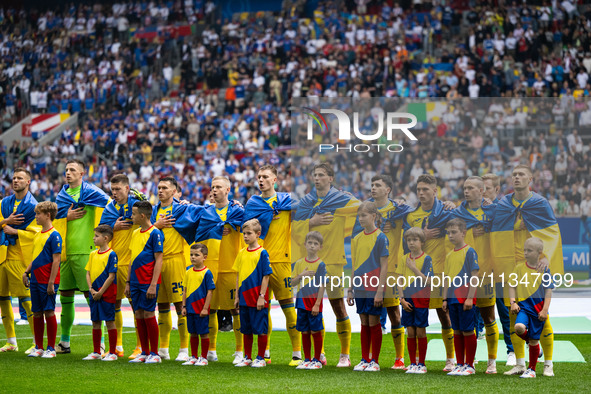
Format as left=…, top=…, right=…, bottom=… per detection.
left=242, top=218, right=262, bottom=233
left=35, top=201, right=58, bottom=221
left=404, top=227, right=426, bottom=244
left=524, top=237, right=544, bottom=253
left=211, top=176, right=231, bottom=188
left=482, top=173, right=499, bottom=187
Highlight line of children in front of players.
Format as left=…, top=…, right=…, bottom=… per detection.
left=24, top=200, right=553, bottom=378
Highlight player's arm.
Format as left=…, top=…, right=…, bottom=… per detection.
left=124, top=264, right=132, bottom=298
left=538, top=288, right=552, bottom=321
left=508, top=284, right=520, bottom=314
left=312, top=281, right=325, bottom=317
left=22, top=262, right=33, bottom=288
left=257, top=274, right=270, bottom=310
left=0, top=212, right=24, bottom=227
left=86, top=270, right=95, bottom=297
left=441, top=262, right=450, bottom=312
left=147, top=252, right=163, bottom=299
left=291, top=265, right=313, bottom=287
left=374, top=255, right=388, bottom=307
left=234, top=273, right=240, bottom=310
left=96, top=272, right=116, bottom=301
left=47, top=253, right=60, bottom=295
left=201, top=289, right=213, bottom=317
left=464, top=268, right=479, bottom=310
left=407, top=255, right=431, bottom=285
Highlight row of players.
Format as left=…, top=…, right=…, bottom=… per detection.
left=0, top=162, right=561, bottom=376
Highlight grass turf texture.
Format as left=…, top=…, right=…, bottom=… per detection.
left=2, top=325, right=589, bottom=393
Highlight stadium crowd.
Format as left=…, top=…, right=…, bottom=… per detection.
left=1, top=0, right=591, bottom=217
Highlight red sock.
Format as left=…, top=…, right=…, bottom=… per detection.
left=464, top=333, right=477, bottom=367
left=360, top=324, right=370, bottom=361
left=34, top=316, right=45, bottom=349
left=108, top=328, right=117, bottom=354
left=418, top=337, right=428, bottom=365
left=93, top=328, right=102, bottom=354
left=370, top=324, right=382, bottom=363
left=46, top=314, right=57, bottom=349
left=190, top=336, right=199, bottom=358
left=302, top=333, right=311, bottom=360
left=407, top=337, right=417, bottom=364
left=454, top=334, right=465, bottom=365
left=528, top=343, right=540, bottom=371
left=257, top=335, right=268, bottom=359
left=136, top=318, right=149, bottom=355
left=243, top=334, right=253, bottom=360
left=145, top=316, right=159, bottom=355
left=517, top=329, right=529, bottom=342
left=312, top=331, right=323, bottom=361
left=201, top=337, right=210, bottom=359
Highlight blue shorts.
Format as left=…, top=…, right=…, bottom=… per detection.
left=401, top=301, right=429, bottom=328
left=187, top=313, right=209, bottom=335
left=130, top=283, right=159, bottom=312
left=516, top=310, right=545, bottom=340
left=89, top=297, right=115, bottom=322
left=30, top=282, right=58, bottom=313
left=296, top=309, right=324, bottom=332
left=356, top=297, right=383, bottom=316
left=449, top=303, right=475, bottom=332
left=239, top=306, right=269, bottom=335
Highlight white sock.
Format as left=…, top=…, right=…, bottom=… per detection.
left=208, top=350, right=217, bottom=355
left=340, top=353, right=349, bottom=359
left=488, top=359, right=496, bottom=364
left=159, top=348, right=169, bottom=353
left=178, top=348, right=188, bottom=354
left=516, top=358, right=525, bottom=367
left=234, top=351, right=243, bottom=357
left=264, top=349, right=270, bottom=358
left=60, top=341, right=70, bottom=347
left=544, top=360, right=553, bottom=366
left=116, top=346, right=123, bottom=352
left=7, top=337, right=17, bottom=345
left=292, top=350, right=301, bottom=359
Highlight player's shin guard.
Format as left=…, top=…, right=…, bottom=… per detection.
left=115, top=308, right=123, bottom=347
left=281, top=302, right=300, bottom=352
left=454, top=334, right=465, bottom=365
left=257, top=335, right=268, bottom=359
left=201, top=337, right=210, bottom=359
left=59, top=295, right=75, bottom=343
left=21, top=297, right=35, bottom=337
left=93, top=328, right=102, bottom=354
left=158, top=308, right=172, bottom=349
left=510, top=313, right=526, bottom=361
left=407, top=337, right=417, bottom=365
left=46, top=314, right=57, bottom=349
left=485, top=321, right=499, bottom=359
left=370, top=324, right=382, bottom=363
left=146, top=316, right=159, bottom=354
left=0, top=297, right=15, bottom=341
left=418, top=337, right=428, bottom=365
left=232, top=315, right=243, bottom=352
left=177, top=315, right=189, bottom=349
left=312, top=331, right=323, bottom=361
left=243, top=334, right=253, bottom=360
left=34, top=316, right=45, bottom=349
left=391, top=325, right=405, bottom=360
left=208, top=312, right=218, bottom=351
left=540, top=319, right=554, bottom=361
left=442, top=327, right=455, bottom=360
left=464, top=333, right=476, bottom=367
left=360, top=324, right=370, bottom=361
left=108, top=328, right=117, bottom=354
left=529, top=343, right=540, bottom=371
left=336, top=317, right=351, bottom=356
left=302, top=332, right=311, bottom=360
left=136, top=318, right=149, bottom=355
left=190, top=336, right=199, bottom=358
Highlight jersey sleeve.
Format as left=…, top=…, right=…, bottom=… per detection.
left=316, top=262, right=327, bottom=284
left=108, top=251, right=118, bottom=274
left=466, top=247, right=479, bottom=272
left=542, top=267, right=555, bottom=290
left=260, top=249, right=273, bottom=276
left=50, top=232, right=63, bottom=255
left=205, top=270, right=216, bottom=291
left=422, top=255, right=434, bottom=277
left=151, top=230, right=164, bottom=253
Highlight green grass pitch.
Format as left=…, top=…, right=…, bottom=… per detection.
left=1, top=325, right=589, bottom=393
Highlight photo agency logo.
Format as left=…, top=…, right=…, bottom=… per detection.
left=290, top=105, right=419, bottom=153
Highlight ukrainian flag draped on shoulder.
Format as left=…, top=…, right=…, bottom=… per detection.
left=0, top=192, right=40, bottom=263
left=243, top=193, right=291, bottom=240
left=54, top=182, right=110, bottom=259
left=402, top=198, right=452, bottom=253
left=452, top=200, right=495, bottom=231
left=150, top=199, right=203, bottom=245
left=491, top=192, right=564, bottom=278
left=194, top=202, right=243, bottom=261
left=99, top=194, right=142, bottom=227
left=352, top=198, right=411, bottom=238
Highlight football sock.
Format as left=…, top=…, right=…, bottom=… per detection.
left=266, top=308, right=272, bottom=352
left=484, top=321, right=499, bottom=360
left=540, top=319, right=554, bottom=361
left=301, top=332, right=311, bottom=360
left=257, top=334, right=268, bottom=359
left=34, top=316, right=45, bottom=349
left=208, top=312, right=218, bottom=351
left=108, top=328, right=117, bottom=354
left=529, top=343, right=540, bottom=371
left=454, top=333, right=465, bottom=365
left=510, top=313, right=526, bottom=360
left=93, top=328, right=102, bottom=354
left=59, top=295, right=75, bottom=343
left=190, top=336, right=199, bottom=358
left=312, top=331, right=323, bottom=361
left=370, top=324, right=382, bottom=363
left=177, top=314, right=189, bottom=349
left=320, top=320, right=325, bottom=354
left=115, top=308, right=123, bottom=347
left=336, top=316, right=351, bottom=356
left=464, top=333, right=476, bottom=367
left=418, top=337, right=428, bottom=365
left=158, top=308, right=171, bottom=349
left=232, top=314, right=243, bottom=352
left=243, top=334, right=253, bottom=360
left=0, top=298, right=15, bottom=341
left=201, top=337, right=210, bottom=359
left=360, top=324, right=370, bottom=361
left=391, top=325, right=405, bottom=360
left=20, top=297, right=35, bottom=338
left=281, top=302, right=301, bottom=352
left=145, top=316, right=159, bottom=354
left=407, top=336, right=417, bottom=365
left=136, top=318, right=149, bottom=355
left=442, top=327, right=455, bottom=360
left=46, top=314, right=57, bottom=349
